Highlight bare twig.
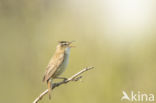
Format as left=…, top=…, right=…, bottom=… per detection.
left=33, top=67, right=94, bottom=103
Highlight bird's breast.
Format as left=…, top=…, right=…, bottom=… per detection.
left=53, top=48, right=70, bottom=77
left=61, top=48, right=70, bottom=69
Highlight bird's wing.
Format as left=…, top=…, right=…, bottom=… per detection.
left=43, top=53, right=64, bottom=82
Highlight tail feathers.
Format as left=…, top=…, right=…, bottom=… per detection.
left=43, top=76, right=52, bottom=99
left=48, top=80, right=52, bottom=99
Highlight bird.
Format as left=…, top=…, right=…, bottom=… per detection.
left=42, top=41, right=74, bottom=99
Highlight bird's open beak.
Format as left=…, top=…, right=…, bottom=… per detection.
left=69, top=41, right=76, bottom=48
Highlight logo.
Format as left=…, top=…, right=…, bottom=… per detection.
left=121, top=91, right=154, bottom=102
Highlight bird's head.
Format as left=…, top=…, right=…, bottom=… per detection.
left=57, top=41, right=75, bottom=50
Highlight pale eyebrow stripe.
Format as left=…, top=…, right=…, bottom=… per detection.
left=62, top=43, right=68, bottom=45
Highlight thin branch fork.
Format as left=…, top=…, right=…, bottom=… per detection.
left=33, top=67, right=94, bottom=103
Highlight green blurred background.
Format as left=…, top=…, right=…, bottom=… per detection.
left=0, top=0, right=156, bottom=103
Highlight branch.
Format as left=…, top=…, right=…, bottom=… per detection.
left=33, top=66, right=94, bottom=103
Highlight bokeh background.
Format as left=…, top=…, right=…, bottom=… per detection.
left=0, top=0, right=156, bottom=103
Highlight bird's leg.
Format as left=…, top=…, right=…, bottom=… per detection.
left=55, top=77, right=68, bottom=81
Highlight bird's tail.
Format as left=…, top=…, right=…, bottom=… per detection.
left=47, top=80, right=52, bottom=99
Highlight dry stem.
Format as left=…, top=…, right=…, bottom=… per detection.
left=33, top=67, right=94, bottom=103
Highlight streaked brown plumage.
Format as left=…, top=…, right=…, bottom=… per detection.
left=42, top=41, right=74, bottom=99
